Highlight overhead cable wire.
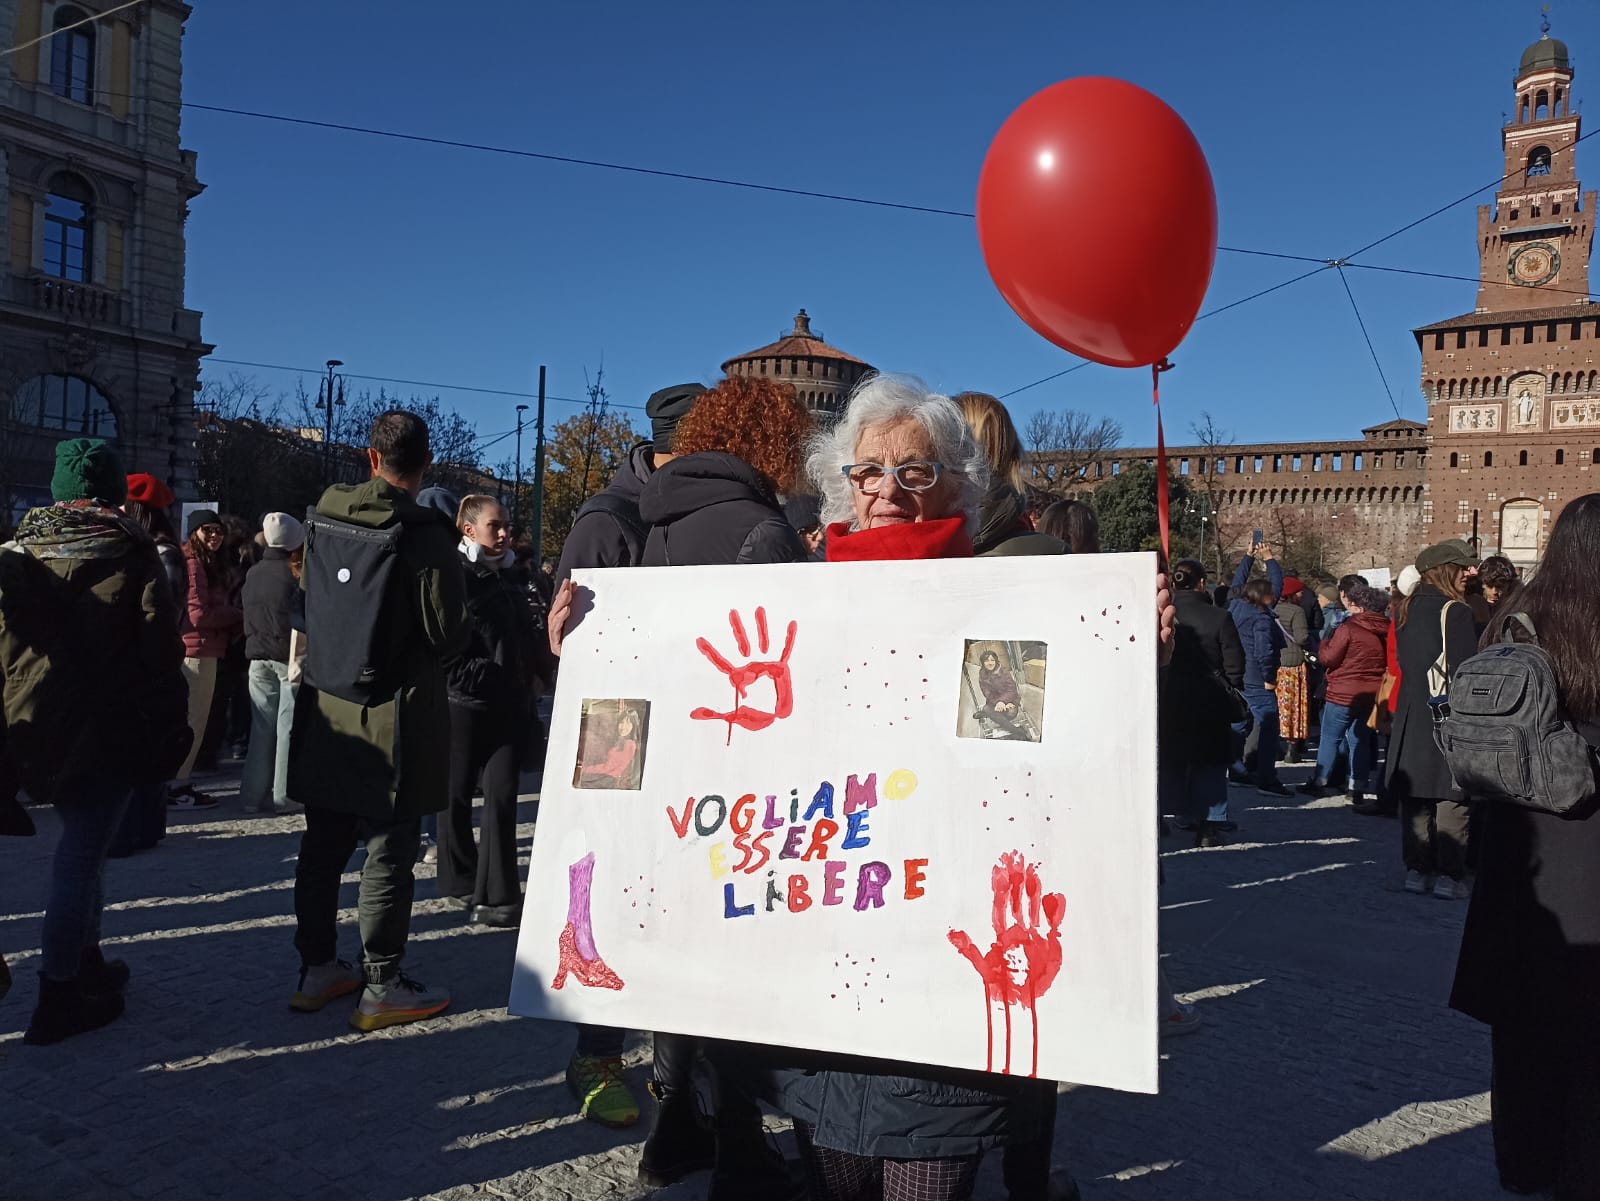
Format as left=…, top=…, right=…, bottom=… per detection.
left=206, top=356, right=645, bottom=409
left=0, top=0, right=146, bottom=58
left=1334, top=266, right=1403, bottom=422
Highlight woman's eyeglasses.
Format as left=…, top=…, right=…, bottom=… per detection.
left=841, top=461, right=945, bottom=494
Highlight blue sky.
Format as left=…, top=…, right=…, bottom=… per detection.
left=178, top=1, right=1600, bottom=457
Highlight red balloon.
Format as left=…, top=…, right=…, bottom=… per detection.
left=976, top=77, right=1218, bottom=369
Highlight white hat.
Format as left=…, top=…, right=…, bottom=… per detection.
left=262, top=512, right=305, bottom=551
left=1396, top=564, right=1422, bottom=597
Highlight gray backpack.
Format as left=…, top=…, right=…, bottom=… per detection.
left=1431, top=613, right=1599, bottom=815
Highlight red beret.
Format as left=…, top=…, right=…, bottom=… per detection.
left=1280, top=576, right=1305, bottom=598
left=125, top=473, right=175, bottom=509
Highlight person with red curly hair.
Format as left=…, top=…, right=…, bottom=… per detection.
left=630, top=375, right=811, bottom=1196
left=638, top=376, right=812, bottom=567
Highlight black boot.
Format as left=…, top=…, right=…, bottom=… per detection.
left=24, top=975, right=125, bottom=1045
left=707, top=1110, right=802, bottom=1201
left=1286, top=741, right=1304, bottom=765
left=79, top=946, right=130, bottom=995
left=1195, top=821, right=1228, bottom=849
left=637, top=1085, right=716, bottom=1187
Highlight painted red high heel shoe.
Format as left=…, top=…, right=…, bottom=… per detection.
left=552, top=922, right=625, bottom=991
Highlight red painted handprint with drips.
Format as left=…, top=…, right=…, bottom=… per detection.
left=947, top=851, right=1065, bottom=1077
left=690, top=607, right=798, bottom=744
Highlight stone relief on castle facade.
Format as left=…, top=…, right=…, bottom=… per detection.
left=1508, top=372, right=1545, bottom=429
left=1450, top=404, right=1503, bottom=432
left=1552, top=400, right=1600, bottom=428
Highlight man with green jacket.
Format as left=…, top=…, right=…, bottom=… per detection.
left=288, top=410, right=468, bottom=1031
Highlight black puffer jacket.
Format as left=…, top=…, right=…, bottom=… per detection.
left=446, top=550, right=539, bottom=711
left=639, top=453, right=804, bottom=567
left=243, top=548, right=297, bottom=662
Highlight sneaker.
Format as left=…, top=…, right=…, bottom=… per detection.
left=290, top=959, right=363, bottom=1012
left=1227, top=768, right=1251, bottom=785
left=1296, top=780, right=1326, bottom=797
left=166, top=785, right=217, bottom=810
left=1403, top=869, right=1431, bottom=895
left=1256, top=782, right=1292, bottom=798
left=350, top=973, right=451, bottom=1032
left=420, top=837, right=438, bottom=865
left=272, top=799, right=305, bottom=815
left=567, top=1054, right=641, bottom=1128
left=1434, top=876, right=1471, bottom=901
left=1159, top=1001, right=1203, bottom=1037
left=1195, top=822, right=1228, bottom=849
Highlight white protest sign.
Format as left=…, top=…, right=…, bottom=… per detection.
left=510, top=553, right=1159, bottom=1092
left=1364, top=567, right=1392, bottom=592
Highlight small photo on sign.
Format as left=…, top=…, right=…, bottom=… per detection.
left=573, top=699, right=651, bottom=790
left=957, top=641, right=1046, bottom=742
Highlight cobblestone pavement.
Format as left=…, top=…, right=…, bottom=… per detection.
left=0, top=764, right=1508, bottom=1200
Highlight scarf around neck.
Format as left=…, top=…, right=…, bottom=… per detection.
left=824, top=515, right=974, bottom=563
left=15, top=500, right=150, bottom=561
left=460, top=536, right=515, bottom=570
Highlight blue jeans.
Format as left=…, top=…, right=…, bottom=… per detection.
left=44, top=784, right=132, bottom=980
left=241, top=659, right=297, bottom=809
left=1315, top=699, right=1375, bottom=791
left=1160, top=762, right=1229, bottom=824
left=1234, top=686, right=1281, bottom=786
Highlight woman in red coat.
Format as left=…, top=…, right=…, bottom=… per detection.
left=1299, top=584, right=1389, bottom=807
left=168, top=509, right=241, bottom=809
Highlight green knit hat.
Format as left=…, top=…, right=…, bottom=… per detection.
left=51, top=438, right=127, bottom=505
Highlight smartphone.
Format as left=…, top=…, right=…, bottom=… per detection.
left=1251, top=528, right=1264, bottom=547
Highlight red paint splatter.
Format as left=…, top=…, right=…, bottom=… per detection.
left=946, top=851, right=1065, bottom=1077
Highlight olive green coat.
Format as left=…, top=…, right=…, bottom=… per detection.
left=4, top=504, right=187, bottom=797
left=288, top=478, right=468, bottom=821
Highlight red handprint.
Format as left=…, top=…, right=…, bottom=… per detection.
left=947, top=851, right=1066, bottom=1077
left=690, top=607, right=797, bottom=744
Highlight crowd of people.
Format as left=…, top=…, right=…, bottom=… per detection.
left=3, top=371, right=1598, bottom=1200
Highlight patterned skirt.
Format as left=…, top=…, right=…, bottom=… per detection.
left=1276, top=664, right=1310, bottom=741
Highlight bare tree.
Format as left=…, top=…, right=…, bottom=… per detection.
left=1023, top=409, right=1122, bottom=495
left=1189, top=411, right=1235, bottom=577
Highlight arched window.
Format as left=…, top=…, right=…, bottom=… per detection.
left=13, top=375, right=117, bottom=437
left=49, top=7, right=95, bottom=105
left=1536, top=92, right=1551, bottom=121
left=1484, top=451, right=1494, bottom=467
left=1520, top=449, right=1529, bottom=466
left=1528, top=146, right=1553, bottom=179
left=1556, top=449, right=1565, bottom=465
left=44, top=173, right=93, bottom=282
left=1449, top=452, right=1459, bottom=468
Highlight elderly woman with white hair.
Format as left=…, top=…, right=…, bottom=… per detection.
left=548, top=375, right=1175, bottom=1201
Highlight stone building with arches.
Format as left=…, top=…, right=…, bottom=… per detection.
left=1415, top=25, right=1600, bottom=570
left=0, top=0, right=208, bottom=522
left=721, top=310, right=874, bottom=417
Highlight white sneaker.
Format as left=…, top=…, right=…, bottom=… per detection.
left=1434, top=876, right=1470, bottom=901
left=1403, top=869, right=1431, bottom=894
left=1159, top=1001, right=1203, bottom=1038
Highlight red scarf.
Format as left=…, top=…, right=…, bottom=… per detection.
left=824, top=516, right=973, bottom=563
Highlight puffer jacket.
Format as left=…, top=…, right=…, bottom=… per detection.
left=243, top=548, right=297, bottom=662
left=446, top=548, right=540, bottom=711
left=181, top=544, right=242, bottom=658
left=555, top=441, right=653, bottom=585
left=1319, top=610, right=1389, bottom=706
left=639, top=452, right=805, bottom=567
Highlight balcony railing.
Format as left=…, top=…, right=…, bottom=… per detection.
left=19, top=275, right=123, bottom=324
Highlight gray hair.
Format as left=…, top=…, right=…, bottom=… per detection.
left=807, top=374, right=990, bottom=533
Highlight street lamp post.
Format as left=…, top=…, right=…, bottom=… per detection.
left=530, top=365, right=548, bottom=560
left=320, top=359, right=345, bottom=480
left=515, top=403, right=530, bottom=532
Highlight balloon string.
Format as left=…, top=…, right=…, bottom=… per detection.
left=1153, top=359, right=1175, bottom=570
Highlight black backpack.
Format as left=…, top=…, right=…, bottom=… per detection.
left=1431, top=613, right=1600, bottom=815
left=571, top=491, right=648, bottom=567
left=300, top=509, right=406, bottom=707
